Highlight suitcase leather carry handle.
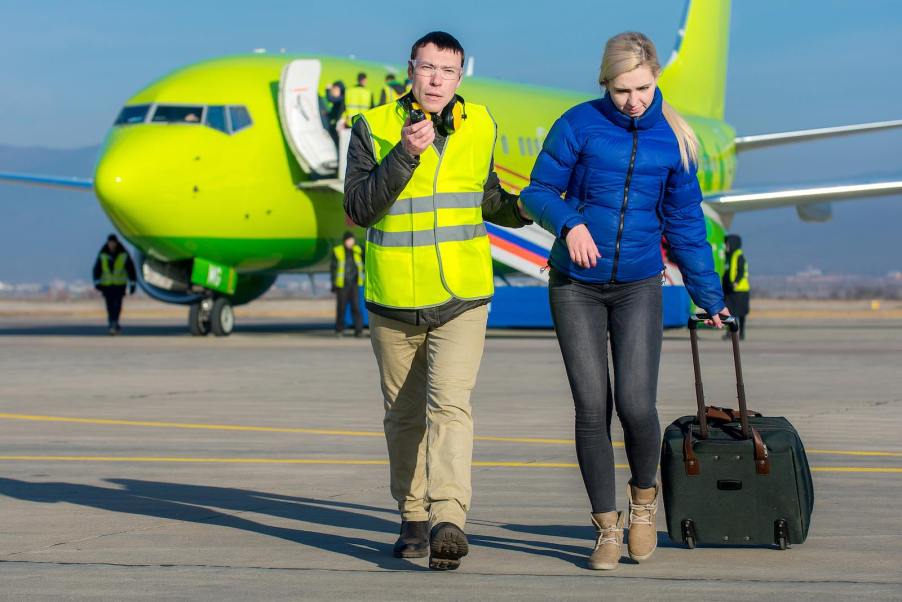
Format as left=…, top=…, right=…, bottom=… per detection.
left=683, top=313, right=770, bottom=476
left=706, top=405, right=762, bottom=423
left=682, top=422, right=770, bottom=476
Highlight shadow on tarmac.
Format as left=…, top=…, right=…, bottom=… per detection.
left=0, top=478, right=648, bottom=568
left=0, top=323, right=565, bottom=340
left=0, top=323, right=337, bottom=337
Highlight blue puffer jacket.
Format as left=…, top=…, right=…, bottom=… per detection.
left=520, top=88, right=724, bottom=314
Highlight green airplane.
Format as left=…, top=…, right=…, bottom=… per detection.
left=2, top=0, right=901, bottom=335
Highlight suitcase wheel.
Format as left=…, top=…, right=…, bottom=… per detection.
left=680, top=519, right=697, bottom=549
left=774, top=518, right=791, bottom=550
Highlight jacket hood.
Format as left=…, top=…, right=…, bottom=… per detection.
left=599, top=87, right=664, bottom=131
left=725, top=234, right=743, bottom=251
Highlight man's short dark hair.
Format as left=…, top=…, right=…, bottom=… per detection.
left=357, top=72, right=367, bottom=82
left=385, top=73, right=396, bottom=82
left=410, top=31, right=465, bottom=67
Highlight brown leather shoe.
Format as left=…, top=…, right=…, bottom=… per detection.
left=627, top=483, right=659, bottom=561
left=588, top=511, right=624, bottom=570
left=392, top=520, right=428, bottom=558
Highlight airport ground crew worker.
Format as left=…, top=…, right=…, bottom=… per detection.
left=379, top=73, right=406, bottom=105
left=723, top=234, right=750, bottom=339
left=330, top=231, right=364, bottom=337
left=324, top=80, right=345, bottom=145
left=344, top=31, right=530, bottom=571
left=343, top=72, right=374, bottom=127
left=92, top=234, right=136, bottom=335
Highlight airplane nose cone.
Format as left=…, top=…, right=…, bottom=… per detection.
left=94, top=127, right=190, bottom=235
left=94, top=131, right=150, bottom=231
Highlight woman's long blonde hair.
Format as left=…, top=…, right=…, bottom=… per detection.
left=599, top=32, right=698, bottom=172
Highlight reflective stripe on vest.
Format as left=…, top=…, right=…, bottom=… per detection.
left=344, top=86, right=373, bottom=125
left=333, top=244, right=364, bottom=288
left=100, top=253, right=129, bottom=286
left=729, top=249, right=750, bottom=292
left=360, top=100, right=496, bottom=309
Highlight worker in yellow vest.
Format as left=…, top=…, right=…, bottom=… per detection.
left=379, top=73, right=406, bottom=106
left=722, top=234, right=750, bottom=339
left=344, top=31, right=530, bottom=571
left=92, top=234, right=137, bottom=335
left=342, top=72, right=374, bottom=127
left=330, top=231, right=364, bottom=337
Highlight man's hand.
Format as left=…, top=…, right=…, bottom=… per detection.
left=401, top=117, right=435, bottom=157
left=516, top=199, right=531, bottom=221
left=128, top=283, right=136, bottom=295
left=705, top=307, right=731, bottom=329
left=564, top=224, right=601, bottom=269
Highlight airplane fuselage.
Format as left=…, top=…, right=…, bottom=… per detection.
left=95, top=54, right=735, bottom=291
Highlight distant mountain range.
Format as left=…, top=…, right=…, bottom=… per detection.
left=1, top=133, right=900, bottom=283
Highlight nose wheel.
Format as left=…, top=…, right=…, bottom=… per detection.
left=188, top=297, right=234, bottom=337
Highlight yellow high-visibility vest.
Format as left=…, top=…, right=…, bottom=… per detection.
left=380, top=84, right=402, bottom=105
left=344, top=86, right=374, bottom=126
left=729, top=249, right=750, bottom=292
left=333, top=244, right=364, bottom=288
left=359, top=99, right=496, bottom=309
left=99, top=253, right=129, bottom=286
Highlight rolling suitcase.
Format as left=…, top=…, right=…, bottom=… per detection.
left=660, top=314, right=814, bottom=549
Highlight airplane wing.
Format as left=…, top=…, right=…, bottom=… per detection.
left=704, top=179, right=902, bottom=217
left=0, top=171, right=94, bottom=191
left=734, top=119, right=902, bottom=151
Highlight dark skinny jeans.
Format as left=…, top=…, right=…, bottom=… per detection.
left=549, top=270, right=663, bottom=513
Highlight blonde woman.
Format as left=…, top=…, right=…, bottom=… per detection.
left=521, top=32, right=728, bottom=570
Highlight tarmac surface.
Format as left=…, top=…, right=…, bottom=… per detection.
left=1, top=299, right=901, bottom=600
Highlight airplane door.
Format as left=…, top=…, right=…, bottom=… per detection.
left=278, top=60, right=339, bottom=177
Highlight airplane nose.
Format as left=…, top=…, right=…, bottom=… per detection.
left=93, top=127, right=183, bottom=234
left=94, top=132, right=148, bottom=227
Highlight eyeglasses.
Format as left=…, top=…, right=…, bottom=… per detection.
left=409, top=60, right=461, bottom=80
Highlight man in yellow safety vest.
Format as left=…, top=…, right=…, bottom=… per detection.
left=330, top=231, right=364, bottom=337
left=92, top=234, right=137, bottom=335
left=379, top=73, right=406, bottom=106
left=723, top=234, right=750, bottom=339
left=344, top=31, right=530, bottom=571
left=342, top=72, right=374, bottom=128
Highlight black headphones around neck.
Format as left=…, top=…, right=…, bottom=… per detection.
left=400, top=92, right=467, bottom=136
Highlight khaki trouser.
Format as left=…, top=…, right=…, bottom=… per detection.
left=369, top=305, right=489, bottom=529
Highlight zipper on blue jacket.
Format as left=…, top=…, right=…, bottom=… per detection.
left=610, top=126, right=639, bottom=282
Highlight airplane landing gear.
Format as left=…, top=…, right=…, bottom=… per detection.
left=210, top=297, right=234, bottom=336
left=188, top=297, right=234, bottom=337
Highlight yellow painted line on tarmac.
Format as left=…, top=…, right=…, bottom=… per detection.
left=811, top=466, right=902, bottom=474
left=3, top=413, right=902, bottom=459
left=0, top=455, right=900, bottom=473
left=808, top=449, right=902, bottom=458
left=0, top=412, right=615, bottom=447
left=0, top=455, right=600, bottom=469
left=0, top=413, right=384, bottom=439
left=0, top=456, right=390, bottom=465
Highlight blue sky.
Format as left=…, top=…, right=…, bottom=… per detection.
left=1, top=0, right=900, bottom=146
left=0, top=0, right=900, bottom=279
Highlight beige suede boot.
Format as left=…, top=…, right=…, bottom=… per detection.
left=588, top=511, right=625, bottom=570
left=627, top=483, right=659, bottom=561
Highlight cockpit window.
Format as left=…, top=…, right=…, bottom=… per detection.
left=205, top=106, right=228, bottom=134
left=114, top=104, right=151, bottom=125
left=151, top=105, right=204, bottom=124
left=228, top=106, right=252, bottom=133
left=114, top=103, right=253, bottom=135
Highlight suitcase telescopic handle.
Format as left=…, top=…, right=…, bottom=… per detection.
left=686, top=313, right=750, bottom=439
